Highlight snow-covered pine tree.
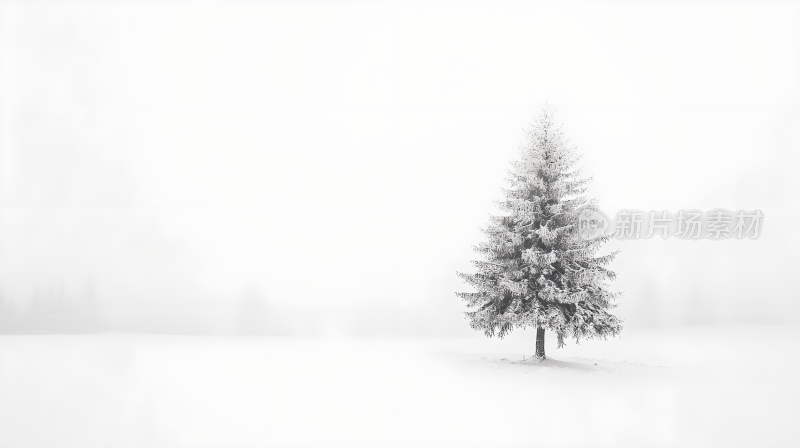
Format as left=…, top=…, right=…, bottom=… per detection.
left=456, top=108, right=622, bottom=360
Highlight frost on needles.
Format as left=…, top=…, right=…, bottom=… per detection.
left=456, top=109, right=622, bottom=360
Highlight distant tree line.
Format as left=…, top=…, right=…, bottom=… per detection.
left=0, top=286, right=100, bottom=334
left=0, top=285, right=467, bottom=336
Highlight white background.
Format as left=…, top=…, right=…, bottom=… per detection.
left=0, top=0, right=798, bottom=334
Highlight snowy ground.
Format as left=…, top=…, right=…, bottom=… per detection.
left=0, top=325, right=798, bottom=448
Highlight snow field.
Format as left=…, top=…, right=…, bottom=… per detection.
left=0, top=325, right=798, bottom=447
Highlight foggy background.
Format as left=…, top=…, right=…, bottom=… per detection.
left=0, top=0, right=798, bottom=336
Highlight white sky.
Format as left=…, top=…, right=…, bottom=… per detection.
left=0, top=0, right=798, bottom=330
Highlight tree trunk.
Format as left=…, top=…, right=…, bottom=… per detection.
left=535, top=327, right=546, bottom=360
